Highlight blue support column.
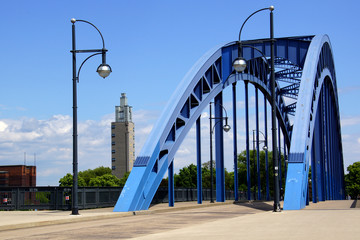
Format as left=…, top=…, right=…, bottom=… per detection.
left=244, top=81, right=251, bottom=200
left=306, top=183, right=310, bottom=205
left=330, top=99, right=337, bottom=199
left=327, top=87, right=333, bottom=200
left=321, top=90, right=327, bottom=201
left=196, top=116, right=202, bottom=204
left=325, top=84, right=332, bottom=200
left=283, top=136, right=287, bottom=185
left=311, top=139, right=317, bottom=203
left=313, top=105, right=321, bottom=203
left=264, top=96, right=270, bottom=201
left=278, top=123, right=282, bottom=193
left=255, top=87, right=261, bottom=200
left=330, top=92, right=335, bottom=200
left=168, top=160, right=174, bottom=207
left=315, top=102, right=324, bottom=201
left=335, top=105, right=341, bottom=199
left=232, top=83, right=239, bottom=201
left=215, top=92, right=225, bottom=202
left=325, top=85, right=330, bottom=200
left=329, top=85, right=334, bottom=200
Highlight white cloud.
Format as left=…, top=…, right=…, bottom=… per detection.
left=1, top=105, right=359, bottom=186
left=0, top=109, right=159, bottom=186
left=0, top=121, right=7, bottom=131
left=341, top=116, right=360, bottom=127
left=338, top=85, right=360, bottom=94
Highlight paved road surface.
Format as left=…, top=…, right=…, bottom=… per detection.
left=0, top=200, right=358, bottom=240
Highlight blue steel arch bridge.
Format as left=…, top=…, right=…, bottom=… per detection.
left=114, top=34, right=345, bottom=211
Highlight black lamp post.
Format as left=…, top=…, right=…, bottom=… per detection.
left=252, top=130, right=268, bottom=200
left=71, top=18, right=112, bottom=215
left=209, top=102, right=230, bottom=203
left=233, top=6, right=281, bottom=212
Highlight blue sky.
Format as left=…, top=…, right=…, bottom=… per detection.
left=0, top=0, right=359, bottom=186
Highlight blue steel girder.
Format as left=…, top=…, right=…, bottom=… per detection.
left=275, top=67, right=302, bottom=82
left=279, top=83, right=300, bottom=99
left=283, top=35, right=344, bottom=210
left=114, top=35, right=343, bottom=212
left=284, top=102, right=297, bottom=116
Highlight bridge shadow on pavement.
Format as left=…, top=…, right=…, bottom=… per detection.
left=233, top=201, right=274, bottom=211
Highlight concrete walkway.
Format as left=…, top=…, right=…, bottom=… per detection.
left=0, top=201, right=234, bottom=231
left=134, top=200, right=359, bottom=240
left=0, top=200, right=358, bottom=239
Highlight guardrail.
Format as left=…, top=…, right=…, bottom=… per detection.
left=0, top=186, right=249, bottom=210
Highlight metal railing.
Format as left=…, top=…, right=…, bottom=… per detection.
left=0, top=186, right=250, bottom=210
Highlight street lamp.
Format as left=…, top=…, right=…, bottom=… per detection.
left=209, top=102, right=230, bottom=203
left=71, top=18, right=112, bottom=215
left=233, top=6, right=281, bottom=212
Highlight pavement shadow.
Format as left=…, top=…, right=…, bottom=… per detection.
left=233, top=201, right=274, bottom=211
left=350, top=199, right=358, bottom=208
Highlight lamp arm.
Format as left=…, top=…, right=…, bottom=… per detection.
left=257, top=130, right=267, bottom=140
left=242, top=45, right=270, bottom=66
left=76, top=19, right=106, bottom=49
left=238, top=7, right=271, bottom=42
left=211, top=117, right=228, bottom=134
left=76, top=52, right=102, bottom=82
left=210, top=101, right=228, bottom=119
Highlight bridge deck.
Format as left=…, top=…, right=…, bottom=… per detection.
left=0, top=200, right=358, bottom=239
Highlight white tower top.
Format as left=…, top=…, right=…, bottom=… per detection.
left=115, top=93, right=133, bottom=122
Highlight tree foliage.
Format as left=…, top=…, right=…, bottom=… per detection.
left=79, top=166, right=112, bottom=186
left=160, top=150, right=286, bottom=193
left=58, top=167, right=121, bottom=187
left=59, top=173, right=86, bottom=187
left=345, top=161, right=360, bottom=199
left=119, top=172, right=130, bottom=187
left=237, top=150, right=285, bottom=196
left=174, top=164, right=197, bottom=188
left=167, top=163, right=233, bottom=190
left=89, top=174, right=121, bottom=187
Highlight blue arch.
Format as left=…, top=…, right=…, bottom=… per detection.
left=114, top=35, right=344, bottom=212
left=283, top=35, right=344, bottom=209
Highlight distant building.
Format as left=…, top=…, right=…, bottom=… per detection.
left=0, top=165, right=36, bottom=187
left=111, top=93, right=135, bottom=179
left=0, top=171, right=9, bottom=187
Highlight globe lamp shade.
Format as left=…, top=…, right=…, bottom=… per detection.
left=233, top=57, right=247, bottom=73
left=97, top=63, right=112, bottom=78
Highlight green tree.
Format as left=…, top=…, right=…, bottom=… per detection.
left=58, top=167, right=120, bottom=187
left=225, top=170, right=234, bottom=190
left=170, top=162, right=233, bottom=190
left=237, top=150, right=285, bottom=196
left=79, top=166, right=112, bottom=186
left=59, top=173, right=86, bottom=187
left=175, top=164, right=198, bottom=188
left=201, top=161, right=233, bottom=190
left=345, top=162, right=360, bottom=199
left=119, top=172, right=130, bottom=187
left=201, top=163, right=214, bottom=189
left=89, top=174, right=121, bottom=187
left=201, top=161, right=215, bottom=171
